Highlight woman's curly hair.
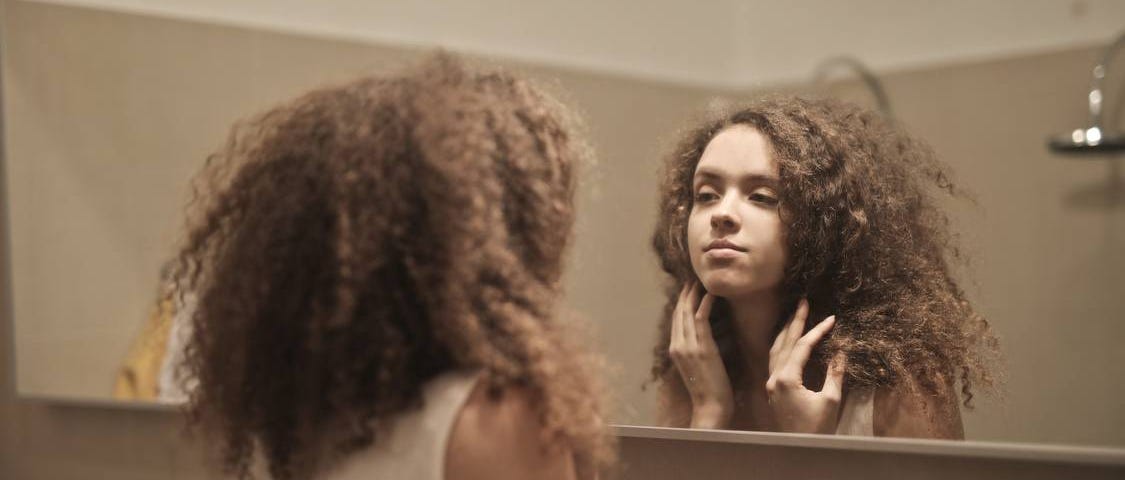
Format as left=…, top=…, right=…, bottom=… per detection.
left=172, top=55, right=611, bottom=479
left=652, top=96, right=999, bottom=419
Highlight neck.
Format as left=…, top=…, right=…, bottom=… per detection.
left=726, top=290, right=783, bottom=382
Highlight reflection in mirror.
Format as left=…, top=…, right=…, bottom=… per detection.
left=650, top=97, right=996, bottom=438
left=6, top=0, right=1125, bottom=452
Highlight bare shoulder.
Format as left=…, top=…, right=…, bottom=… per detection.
left=445, top=383, right=577, bottom=480
left=873, top=383, right=965, bottom=439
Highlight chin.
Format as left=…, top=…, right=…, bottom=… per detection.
left=698, top=271, right=757, bottom=298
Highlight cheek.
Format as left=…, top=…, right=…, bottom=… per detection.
left=685, top=215, right=705, bottom=270
left=750, top=213, right=788, bottom=267
left=686, top=212, right=707, bottom=252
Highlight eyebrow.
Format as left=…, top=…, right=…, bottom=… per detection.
left=693, top=168, right=779, bottom=186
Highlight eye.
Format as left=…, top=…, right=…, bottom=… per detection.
left=694, top=188, right=719, bottom=203
left=749, top=191, right=778, bottom=205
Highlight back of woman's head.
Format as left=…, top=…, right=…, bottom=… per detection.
left=175, top=54, right=609, bottom=479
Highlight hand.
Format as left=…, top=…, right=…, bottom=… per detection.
left=766, top=299, right=847, bottom=434
left=669, top=282, right=734, bottom=429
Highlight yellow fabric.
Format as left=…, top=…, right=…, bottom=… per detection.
left=112, top=298, right=174, bottom=400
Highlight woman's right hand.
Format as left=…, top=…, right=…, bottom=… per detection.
left=669, top=282, right=734, bottom=429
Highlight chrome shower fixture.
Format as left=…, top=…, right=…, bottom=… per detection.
left=1048, top=30, right=1125, bottom=155
left=810, top=55, right=894, bottom=119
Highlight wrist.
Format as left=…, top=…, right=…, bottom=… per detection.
left=691, top=399, right=734, bottom=429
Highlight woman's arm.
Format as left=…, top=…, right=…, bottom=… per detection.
left=446, top=385, right=578, bottom=480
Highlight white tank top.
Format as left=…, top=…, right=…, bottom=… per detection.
left=319, top=369, right=481, bottom=480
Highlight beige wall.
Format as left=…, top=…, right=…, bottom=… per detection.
left=4, top=1, right=414, bottom=400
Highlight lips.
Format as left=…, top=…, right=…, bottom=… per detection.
left=705, top=239, right=747, bottom=253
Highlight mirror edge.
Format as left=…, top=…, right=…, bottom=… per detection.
left=611, top=425, right=1125, bottom=467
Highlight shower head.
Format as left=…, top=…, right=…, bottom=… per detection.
left=1048, top=31, right=1125, bottom=156
left=810, top=56, right=894, bottom=119
left=1048, top=127, right=1125, bottom=155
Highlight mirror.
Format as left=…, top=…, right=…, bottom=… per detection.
left=4, top=0, right=1125, bottom=449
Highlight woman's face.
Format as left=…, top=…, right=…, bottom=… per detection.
left=687, top=125, right=787, bottom=299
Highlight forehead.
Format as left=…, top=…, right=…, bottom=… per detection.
left=695, top=125, right=776, bottom=179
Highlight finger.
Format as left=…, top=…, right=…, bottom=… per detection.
left=821, top=351, right=847, bottom=398
left=676, top=282, right=690, bottom=320
left=670, top=303, right=682, bottom=347
left=769, top=317, right=789, bottom=369
left=689, top=281, right=704, bottom=311
left=781, top=315, right=836, bottom=379
left=681, top=285, right=698, bottom=348
left=775, top=298, right=810, bottom=366
left=671, top=284, right=690, bottom=347
left=694, top=293, right=716, bottom=339
left=785, top=298, right=810, bottom=348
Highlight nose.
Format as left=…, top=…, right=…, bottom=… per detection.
left=710, top=194, right=740, bottom=232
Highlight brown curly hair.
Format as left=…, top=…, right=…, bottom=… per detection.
left=652, top=96, right=999, bottom=419
left=173, top=54, right=611, bottom=479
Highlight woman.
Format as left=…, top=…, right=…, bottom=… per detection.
left=651, top=96, right=999, bottom=437
left=173, top=55, right=612, bottom=480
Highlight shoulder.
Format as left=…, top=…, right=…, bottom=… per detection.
left=445, top=383, right=577, bottom=480
left=873, top=383, right=964, bottom=439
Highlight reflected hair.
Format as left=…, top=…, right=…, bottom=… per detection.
left=651, top=96, right=1000, bottom=417
left=173, top=54, right=612, bottom=479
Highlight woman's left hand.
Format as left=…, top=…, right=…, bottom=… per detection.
left=766, top=299, right=847, bottom=434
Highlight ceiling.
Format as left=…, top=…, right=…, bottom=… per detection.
left=21, top=0, right=1125, bottom=88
